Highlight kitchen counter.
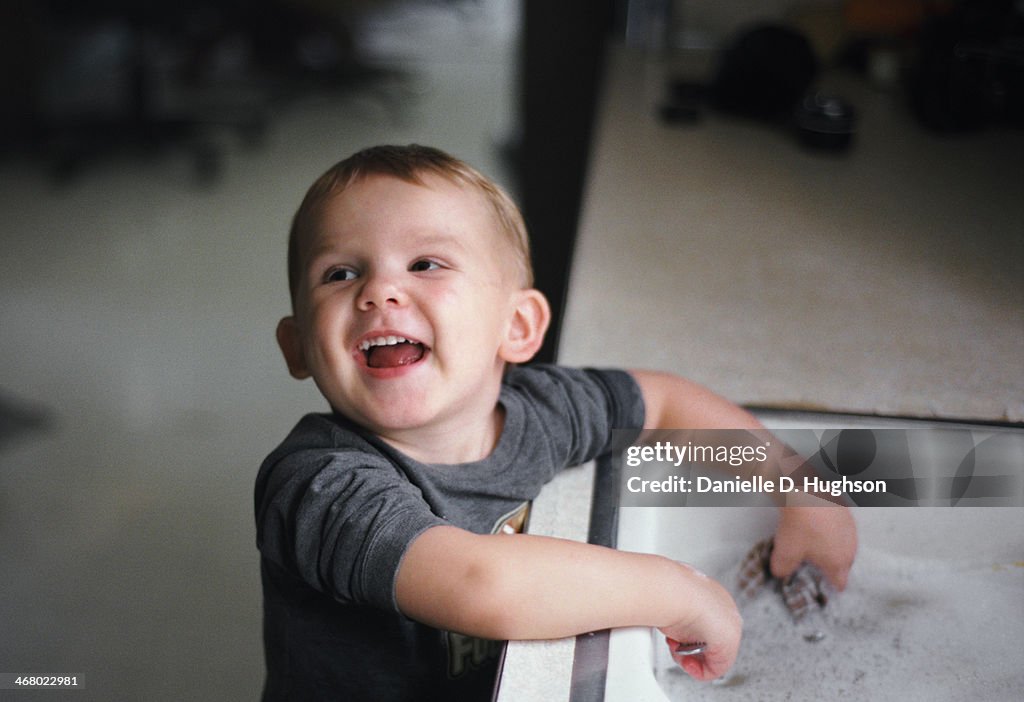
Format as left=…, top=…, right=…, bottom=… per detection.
left=560, top=44, right=1023, bottom=422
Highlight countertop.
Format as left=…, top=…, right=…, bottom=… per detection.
left=560, top=44, right=1023, bottom=422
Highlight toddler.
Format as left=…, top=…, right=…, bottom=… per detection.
left=255, top=144, right=857, bottom=701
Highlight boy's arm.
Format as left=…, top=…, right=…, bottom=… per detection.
left=631, top=369, right=764, bottom=431
left=396, top=525, right=740, bottom=681
left=629, top=369, right=857, bottom=590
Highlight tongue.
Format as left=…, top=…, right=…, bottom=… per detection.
left=366, top=342, right=425, bottom=368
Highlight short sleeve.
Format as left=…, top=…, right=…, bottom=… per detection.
left=255, top=420, right=446, bottom=612
left=502, top=365, right=646, bottom=469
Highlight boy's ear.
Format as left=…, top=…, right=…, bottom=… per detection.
left=500, top=289, right=551, bottom=364
left=276, top=316, right=311, bottom=379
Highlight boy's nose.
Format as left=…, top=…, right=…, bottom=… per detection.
left=355, top=273, right=406, bottom=311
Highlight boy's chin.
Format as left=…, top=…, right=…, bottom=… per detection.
left=329, top=396, right=436, bottom=433
left=330, top=385, right=499, bottom=436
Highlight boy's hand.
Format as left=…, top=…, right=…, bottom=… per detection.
left=769, top=506, right=857, bottom=590
left=658, top=563, right=742, bottom=681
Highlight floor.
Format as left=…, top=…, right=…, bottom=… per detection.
left=0, top=2, right=517, bottom=700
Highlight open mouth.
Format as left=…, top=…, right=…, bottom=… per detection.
left=358, top=335, right=428, bottom=369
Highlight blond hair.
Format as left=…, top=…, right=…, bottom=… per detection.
left=287, top=144, right=532, bottom=306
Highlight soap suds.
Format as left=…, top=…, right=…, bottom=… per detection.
left=655, top=545, right=1024, bottom=701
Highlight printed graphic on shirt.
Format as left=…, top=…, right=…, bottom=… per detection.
left=492, top=502, right=530, bottom=536
left=445, top=501, right=531, bottom=679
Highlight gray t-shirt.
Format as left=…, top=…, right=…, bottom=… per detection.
left=255, top=365, right=645, bottom=701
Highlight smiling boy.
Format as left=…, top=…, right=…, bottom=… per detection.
left=256, top=144, right=856, bottom=701
left=276, top=166, right=535, bottom=463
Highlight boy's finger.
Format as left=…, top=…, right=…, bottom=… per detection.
left=677, top=654, right=706, bottom=680
left=666, top=640, right=734, bottom=682
left=692, top=647, right=736, bottom=681
left=768, top=542, right=801, bottom=580
left=825, top=564, right=849, bottom=591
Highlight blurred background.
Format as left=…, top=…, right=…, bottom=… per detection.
left=1, top=1, right=1021, bottom=699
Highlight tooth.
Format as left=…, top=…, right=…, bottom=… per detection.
left=360, top=335, right=419, bottom=352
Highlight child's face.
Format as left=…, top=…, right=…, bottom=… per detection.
left=280, top=174, right=530, bottom=443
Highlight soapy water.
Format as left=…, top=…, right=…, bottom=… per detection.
left=654, top=544, right=1024, bottom=701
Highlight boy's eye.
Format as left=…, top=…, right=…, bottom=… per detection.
left=325, top=267, right=358, bottom=283
left=410, top=259, right=442, bottom=273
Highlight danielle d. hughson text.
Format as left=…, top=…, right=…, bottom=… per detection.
left=624, top=473, right=887, bottom=497
left=615, top=426, right=1024, bottom=507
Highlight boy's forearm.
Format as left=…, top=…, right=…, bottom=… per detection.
left=395, top=526, right=704, bottom=641
left=630, top=369, right=763, bottom=431
left=630, top=369, right=832, bottom=497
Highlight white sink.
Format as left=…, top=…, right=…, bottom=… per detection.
left=606, top=413, right=1024, bottom=701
